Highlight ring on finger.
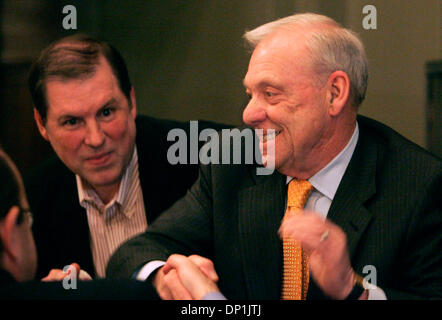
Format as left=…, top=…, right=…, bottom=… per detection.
left=320, top=229, right=329, bottom=242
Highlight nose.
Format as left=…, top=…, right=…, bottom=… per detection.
left=84, top=121, right=105, bottom=148
left=242, top=97, right=267, bottom=127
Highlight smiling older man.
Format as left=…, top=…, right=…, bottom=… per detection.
left=107, top=13, right=442, bottom=300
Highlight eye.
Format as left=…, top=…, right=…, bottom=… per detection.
left=265, top=91, right=276, bottom=97
left=63, top=118, right=78, bottom=127
left=101, top=108, right=113, bottom=117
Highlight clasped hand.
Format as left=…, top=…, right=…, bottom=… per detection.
left=279, top=209, right=362, bottom=299
left=154, top=254, right=220, bottom=300
left=154, top=210, right=364, bottom=300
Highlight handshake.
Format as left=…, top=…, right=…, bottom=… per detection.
left=154, top=254, right=222, bottom=300
left=42, top=256, right=221, bottom=300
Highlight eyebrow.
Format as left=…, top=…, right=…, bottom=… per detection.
left=97, top=98, right=118, bottom=111
left=243, top=77, right=283, bottom=91
left=57, top=98, right=117, bottom=121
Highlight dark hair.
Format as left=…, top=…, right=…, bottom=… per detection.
left=28, top=34, right=132, bottom=121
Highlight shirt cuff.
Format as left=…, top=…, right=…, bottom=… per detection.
left=201, top=292, right=227, bottom=300
left=135, top=260, right=166, bottom=281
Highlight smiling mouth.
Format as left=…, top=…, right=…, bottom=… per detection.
left=257, top=129, right=281, bottom=143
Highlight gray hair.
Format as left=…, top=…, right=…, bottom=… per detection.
left=243, top=13, right=368, bottom=107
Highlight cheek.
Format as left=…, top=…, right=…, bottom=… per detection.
left=103, top=118, right=136, bottom=153
left=104, top=119, right=131, bottom=140
left=50, top=131, right=84, bottom=154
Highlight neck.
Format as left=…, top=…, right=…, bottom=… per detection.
left=93, top=183, right=120, bottom=205
left=281, top=116, right=356, bottom=179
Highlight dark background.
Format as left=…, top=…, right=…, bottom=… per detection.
left=0, top=0, right=440, bottom=173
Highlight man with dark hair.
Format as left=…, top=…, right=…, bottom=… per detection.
left=28, top=34, right=133, bottom=122
left=0, top=147, right=161, bottom=299
left=107, top=13, right=441, bottom=300
left=25, top=34, right=228, bottom=279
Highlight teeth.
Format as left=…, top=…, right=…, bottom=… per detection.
left=256, top=129, right=280, bottom=142
left=266, top=132, right=276, bottom=140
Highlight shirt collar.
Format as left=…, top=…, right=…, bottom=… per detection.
left=76, top=147, right=138, bottom=218
left=287, top=122, right=359, bottom=200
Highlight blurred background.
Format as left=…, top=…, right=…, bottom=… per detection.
left=0, top=0, right=441, bottom=173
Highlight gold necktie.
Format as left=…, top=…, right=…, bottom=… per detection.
left=282, top=179, right=314, bottom=300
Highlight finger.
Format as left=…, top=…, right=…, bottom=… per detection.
left=41, top=275, right=53, bottom=282
left=163, top=254, right=190, bottom=274
left=164, top=254, right=190, bottom=274
left=166, top=254, right=219, bottom=282
left=153, top=268, right=174, bottom=300
left=278, top=215, right=299, bottom=239
left=78, top=270, right=93, bottom=281
left=162, top=261, right=173, bottom=274
left=41, top=269, right=66, bottom=281
left=158, top=285, right=173, bottom=300
left=279, top=209, right=304, bottom=238
left=164, top=254, right=221, bottom=300
left=155, top=264, right=192, bottom=300
left=163, top=269, right=193, bottom=300
left=188, top=255, right=219, bottom=282
left=279, top=214, right=332, bottom=252
left=70, top=263, right=81, bottom=276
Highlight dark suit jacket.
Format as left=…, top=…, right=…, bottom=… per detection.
left=107, top=115, right=442, bottom=300
left=24, top=115, right=230, bottom=279
left=0, top=269, right=159, bottom=300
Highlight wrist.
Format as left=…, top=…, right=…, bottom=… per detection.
left=344, top=273, right=366, bottom=300
left=358, top=288, right=369, bottom=300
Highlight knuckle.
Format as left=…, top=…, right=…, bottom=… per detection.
left=188, top=254, right=200, bottom=262
left=167, top=254, right=178, bottom=262
left=200, top=259, right=212, bottom=268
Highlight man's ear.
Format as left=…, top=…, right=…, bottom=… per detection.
left=326, top=71, right=351, bottom=117
left=33, top=109, right=49, bottom=141
left=0, top=206, right=20, bottom=262
left=130, top=87, right=137, bottom=119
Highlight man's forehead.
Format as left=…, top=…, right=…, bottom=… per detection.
left=243, top=30, right=311, bottom=87
left=44, top=72, right=119, bottom=118
left=45, top=56, right=115, bottom=91
left=253, top=28, right=309, bottom=58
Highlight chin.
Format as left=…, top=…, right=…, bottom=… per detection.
left=87, top=169, right=123, bottom=188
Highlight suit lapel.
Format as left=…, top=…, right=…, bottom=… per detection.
left=237, top=169, right=286, bottom=299
left=136, top=131, right=157, bottom=223
left=326, top=126, right=377, bottom=259
left=306, top=125, right=378, bottom=299
left=135, top=116, right=167, bottom=224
